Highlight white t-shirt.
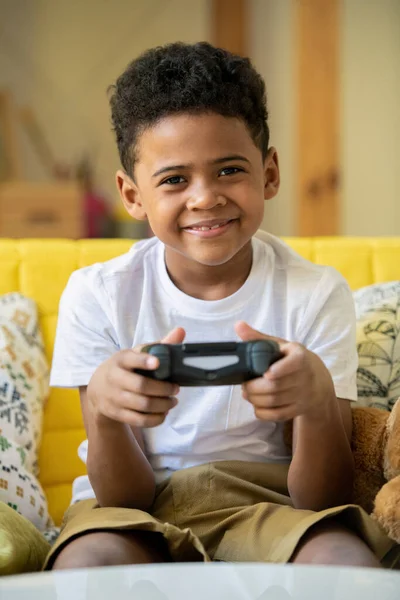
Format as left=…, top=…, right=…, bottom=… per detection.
left=50, top=231, right=358, bottom=503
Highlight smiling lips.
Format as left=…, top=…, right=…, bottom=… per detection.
left=183, top=218, right=237, bottom=237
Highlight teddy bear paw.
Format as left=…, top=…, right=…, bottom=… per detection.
left=372, top=476, right=400, bottom=544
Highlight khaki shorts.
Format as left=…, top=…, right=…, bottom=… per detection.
left=44, top=461, right=397, bottom=569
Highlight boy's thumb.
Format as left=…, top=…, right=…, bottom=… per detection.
left=235, top=321, right=265, bottom=341
left=132, top=327, right=186, bottom=356
left=235, top=321, right=285, bottom=345
left=161, top=327, right=186, bottom=345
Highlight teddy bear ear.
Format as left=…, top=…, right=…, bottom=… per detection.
left=383, top=398, right=400, bottom=480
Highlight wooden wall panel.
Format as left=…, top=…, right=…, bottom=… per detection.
left=296, top=0, right=340, bottom=235
left=0, top=91, right=20, bottom=181
left=211, top=0, right=248, bottom=56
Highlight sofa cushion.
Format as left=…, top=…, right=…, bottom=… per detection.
left=354, top=281, right=400, bottom=410
left=0, top=501, right=50, bottom=575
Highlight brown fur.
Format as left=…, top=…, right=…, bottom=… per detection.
left=384, top=400, right=400, bottom=479
left=370, top=400, right=400, bottom=543
left=284, top=400, right=400, bottom=543
left=351, top=406, right=388, bottom=513
left=373, top=478, right=400, bottom=543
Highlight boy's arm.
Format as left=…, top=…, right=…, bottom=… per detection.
left=288, top=396, right=354, bottom=511
left=286, top=275, right=357, bottom=511
left=80, top=386, right=156, bottom=511
left=237, top=310, right=356, bottom=512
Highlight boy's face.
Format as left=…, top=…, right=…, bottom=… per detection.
left=117, top=112, right=279, bottom=269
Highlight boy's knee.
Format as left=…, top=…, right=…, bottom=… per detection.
left=52, top=530, right=170, bottom=570
left=291, top=522, right=381, bottom=568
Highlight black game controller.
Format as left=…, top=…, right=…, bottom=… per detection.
left=135, top=340, right=282, bottom=386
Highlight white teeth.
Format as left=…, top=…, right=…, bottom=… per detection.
left=192, top=222, right=226, bottom=231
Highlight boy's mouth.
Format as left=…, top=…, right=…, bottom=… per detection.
left=182, top=218, right=237, bottom=237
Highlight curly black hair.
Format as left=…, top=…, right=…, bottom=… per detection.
left=109, top=42, right=269, bottom=175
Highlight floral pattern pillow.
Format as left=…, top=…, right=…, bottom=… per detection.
left=0, top=434, right=51, bottom=531
left=0, top=293, right=49, bottom=474
left=0, top=293, right=51, bottom=531
left=354, top=281, right=400, bottom=411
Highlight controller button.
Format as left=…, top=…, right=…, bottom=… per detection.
left=206, top=372, right=218, bottom=380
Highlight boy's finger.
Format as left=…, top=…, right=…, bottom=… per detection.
left=117, top=349, right=160, bottom=370
left=110, top=408, right=168, bottom=429
left=161, top=327, right=186, bottom=344
left=234, top=321, right=286, bottom=345
left=254, top=404, right=299, bottom=423
left=266, top=344, right=305, bottom=379
left=131, top=327, right=186, bottom=358
left=130, top=371, right=179, bottom=398
left=243, top=372, right=299, bottom=395
left=118, top=391, right=178, bottom=414
left=246, top=391, right=293, bottom=409
left=117, top=352, right=181, bottom=396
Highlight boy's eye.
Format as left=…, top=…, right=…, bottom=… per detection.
left=219, top=167, right=243, bottom=177
left=161, top=175, right=185, bottom=185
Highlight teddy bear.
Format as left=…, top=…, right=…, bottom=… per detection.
left=283, top=398, right=400, bottom=543
left=352, top=398, right=400, bottom=543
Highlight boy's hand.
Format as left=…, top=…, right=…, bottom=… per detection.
left=235, top=321, right=335, bottom=422
left=87, top=327, right=185, bottom=428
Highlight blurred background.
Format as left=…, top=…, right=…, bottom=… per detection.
left=0, top=0, right=399, bottom=239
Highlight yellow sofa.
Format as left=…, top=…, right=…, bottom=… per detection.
left=1, top=237, right=400, bottom=526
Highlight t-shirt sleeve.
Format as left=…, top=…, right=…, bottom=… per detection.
left=299, top=269, right=358, bottom=401
left=50, top=269, right=119, bottom=388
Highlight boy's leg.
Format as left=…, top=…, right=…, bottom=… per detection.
left=291, top=521, right=381, bottom=568
left=52, top=530, right=172, bottom=570
left=167, top=461, right=395, bottom=566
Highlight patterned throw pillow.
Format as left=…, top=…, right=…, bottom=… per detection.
left=0, top=293, right=51, bottom=531
left=0, top=502, right=50, bottom=575
left=354, top=281, right=400, bottom=411
left=0, top=293, right=49, bottom=474
left=0, top=435, right=50, bottom=531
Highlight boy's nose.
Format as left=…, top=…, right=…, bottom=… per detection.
left=186, top=188, right=227, bottom=210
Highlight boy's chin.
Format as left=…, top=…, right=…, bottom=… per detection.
left=174, top=246, right=249, bottom=268
left=190, top=255, right=236, bottom=268
left=163, top=235, right=254, bottom=269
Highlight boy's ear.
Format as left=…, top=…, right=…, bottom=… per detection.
left=116, top=170, right=147, bottom=221
left=263, top=148, right=280, bottom=200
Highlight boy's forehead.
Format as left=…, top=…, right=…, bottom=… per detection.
left=136, top=112, right=258, bottom=167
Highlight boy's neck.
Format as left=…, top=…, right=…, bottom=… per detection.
left=164, top=241, right=253, bottom=301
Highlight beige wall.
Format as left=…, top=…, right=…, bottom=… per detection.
left=2, top=0, right=399, bottom=235
left=0, top=0, right=210, bottom=204
left=341, top=0, right=400, bottom=235
left=252, top=0, right=400, bottom=237
left=0, top=0, right=297, bottom=233
left=250, top=0, right=296, bottom=236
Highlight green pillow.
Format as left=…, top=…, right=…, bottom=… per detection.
left=0, top=502, right=50, bottom=575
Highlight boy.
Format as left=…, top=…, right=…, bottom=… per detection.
left=45, top=42, right=394, bottom=569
